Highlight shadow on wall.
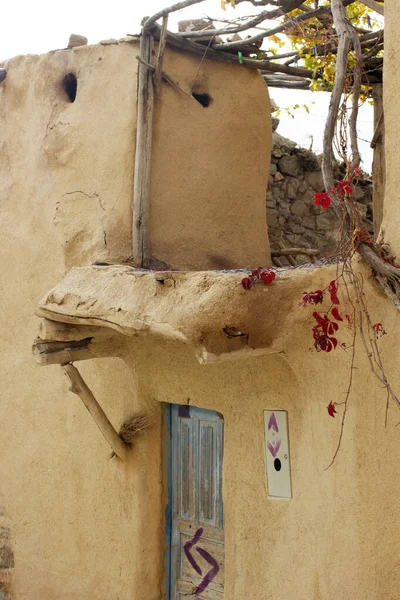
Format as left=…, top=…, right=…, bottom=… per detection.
left=0, top=508, right=14, bottom=599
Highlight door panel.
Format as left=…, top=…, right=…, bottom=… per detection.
left=169, top=405, right=224, bottom=599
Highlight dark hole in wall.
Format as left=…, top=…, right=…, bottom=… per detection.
left=63, top=73, right=77, bottom=102
left=192, top=92, right=212, bottom=108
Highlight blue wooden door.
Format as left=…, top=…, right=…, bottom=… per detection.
left=168, top=405, right=224, bottom=599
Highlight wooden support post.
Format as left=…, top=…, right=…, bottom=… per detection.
left=62, top=363, right=129, bottom=461
left=371, top=83, right=385, bottom=239
left=154, top=16, right=168, bottom=93
left=132, top=31, right=155, bottom=268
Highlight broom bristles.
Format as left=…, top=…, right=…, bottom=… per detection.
left=109, top=413, right=152, bottom=459
left=118, top=413, right=152, bottom=444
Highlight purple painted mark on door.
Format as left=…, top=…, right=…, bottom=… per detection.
left=183, top=527, right=220, bottom=594
left=268, top=412, right=279, bottom=432
left=194, top=546, right=220, bottom=594
left=184, top=528, right=204, bottom=576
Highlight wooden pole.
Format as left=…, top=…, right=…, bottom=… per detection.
left=62, top=363, right=129, bottom=461
left=371, top=83, right=385, bottom=239
left=154, top=16, right=168, bottom=93
left=132, top=31, right=154, bottom=268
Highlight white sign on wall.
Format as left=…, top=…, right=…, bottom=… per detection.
left=264, top=410, right=292, bottom=499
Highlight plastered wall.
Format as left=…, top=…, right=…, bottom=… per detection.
left=0, top=38, right=272, bottom=598
left=0, top=41, right=159, bottom=600
left=150, top=47, right=272, bottom=269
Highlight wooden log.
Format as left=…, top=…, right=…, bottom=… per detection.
left=62, top=363, right=129, bottom=461
left=38, top=318, right=105, bottom=343
left=132, top=32, right=154, bottom=268
left=371, top=83, right=385, bottom=239
left=271, top=248, right=319, bottom=256
left=278, top=240, right=297, bottom=267
left=136, top=55, right=192, bottom=98
left=154, top=16, right=169, bottom=93
left=33, top=338, right=93, bottom=366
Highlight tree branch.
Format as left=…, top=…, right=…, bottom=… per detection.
left=210, top=0, right=355, bottom=51
left=211, top=5, right=330, bottom=50
left=150, top=23, right=314, bottom=77
left=177, top=0, right=305, bottom=38
left=322, top=0, right=351, bottom=190
left=358, top=0, right=384, bottom=15
left=143, top=0, right=206, bottom=30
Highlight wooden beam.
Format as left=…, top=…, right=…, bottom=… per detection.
left=271, top=248, right=319, bottom=256
left=33, top=338, right=93, bottom=366
left=154, top=16, right=169, bottom=93
left=62, top=363, right=129, bottom=461
left=38, top=318, right=105, bottom=343
left=371, top=83, right=385, bottom=239
left=132, top=31, right=154, bottom=268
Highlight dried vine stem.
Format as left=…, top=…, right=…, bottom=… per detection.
left=321, top=1, right=400, bottom=302
left=325, top=307, right=357, bottom=470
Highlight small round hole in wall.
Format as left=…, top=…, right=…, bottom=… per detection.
left=192, top=92, right=212, bottom=108
left=63, top=73, right=77, bottom=102
left=274, top=458, right=282, bottom=472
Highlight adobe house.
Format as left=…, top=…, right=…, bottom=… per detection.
left=0, top=8, right=397, bottom=600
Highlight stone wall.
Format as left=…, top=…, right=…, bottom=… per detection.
left=267, top=132, right=373, bottom=265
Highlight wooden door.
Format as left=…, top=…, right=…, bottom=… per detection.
left=168, top=405, right=224, bottom=599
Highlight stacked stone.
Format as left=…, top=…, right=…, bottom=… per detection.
left=267, top=132, right=373, bottom=266
left=0, top=511, right=13, bottom=600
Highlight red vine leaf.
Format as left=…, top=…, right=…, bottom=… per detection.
left=242, top=267, right=276, bottom=290
left=327, top=401, right=337, bottom=418
left=260, top=269, right=276, bottom=285
left=331, top=307, right=343, bottom=322
left=314, top=191, right=331, bottom=210
left=301, top=290, right=324, bottom=306
left=337, top=181, right=353, bottom=197
left=345, top=314, right=352, bottom=329
left=328, top=280, right=340, bottom=304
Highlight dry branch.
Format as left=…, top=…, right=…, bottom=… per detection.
left=151, top=24, right=314, bottom=78
left=211, top=4, right=339, bottom=51
left=136, top=55, right=193, bottom=97
left=322, top=0, right=352, bottom=190
left=143, top=0, right=206, bottom=30
left=62, top=363, right=129, bottom=461
left=154, top=16, right=169, bottom=93
left=177, top=0, right=305, bottom=38
left=358, top=0, right=384, bottom=15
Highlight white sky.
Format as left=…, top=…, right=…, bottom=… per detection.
left=0, top=0, right=374, bottom=171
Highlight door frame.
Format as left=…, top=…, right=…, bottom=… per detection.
left=163, top=403, right=173, bottom=599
